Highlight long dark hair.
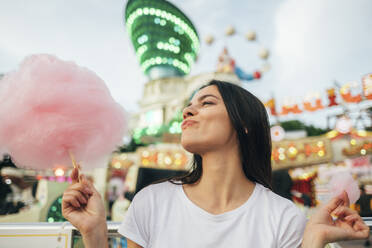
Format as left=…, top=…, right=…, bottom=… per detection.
left=170, top=80, right=272, bottom=189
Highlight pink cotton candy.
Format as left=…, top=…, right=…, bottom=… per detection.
left=0, top=54, right=127, bottom=170
left=328, top=172, right=360, bottom=204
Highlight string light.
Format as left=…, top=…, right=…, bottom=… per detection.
left=126, top=8, right=199, bottom=52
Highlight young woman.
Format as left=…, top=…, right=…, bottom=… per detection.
left=62, top=80, right=369, bottom=248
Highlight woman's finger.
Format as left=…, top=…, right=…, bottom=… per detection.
left=354, top=221, right=370, bottom=232
left=63, top=190, right=88, bottom=205
left=340, top=191, right=350, bottom=206
left=62, top=194, right=81, bottom=208
left=70, top=167, right=79, bottom=184
left=342, top=213, right=369, bottom=234
left=345, top=213, right=363, bottom=222
left=80, top=174, right=98, bottom=195
left=68, top=182, right=93, bottom=197
left=324, top=196, right=344, bottom=214
left=344, top=214, right=361, bottom=222
left=344, top=214, right=362, bottom=228
left=350, top=228, right=370, bottom=239
left=332, top=206, right=357, bottom=217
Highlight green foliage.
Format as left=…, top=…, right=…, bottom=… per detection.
left=121, top=110, right=183, bottom=149
left=305, top=125, right=330, bottom=137
left=278, top=120, right=329, bottom=137
left=116, top=138, right=147, bottom=153
left=46, top=195, right=66, bottom=223
left=279, top=120, right=305, bottom=131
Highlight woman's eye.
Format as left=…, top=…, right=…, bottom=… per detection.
left=202, top=101, right=213, bottom=106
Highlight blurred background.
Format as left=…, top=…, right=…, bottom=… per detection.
left=0, top=0, right=371, bottom=247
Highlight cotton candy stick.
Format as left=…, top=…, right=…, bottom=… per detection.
left=68, top=151, right=78, bottom=169
left=68, top=151, right=82, bottom=183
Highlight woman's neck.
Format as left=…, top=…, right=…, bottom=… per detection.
left=183, top=145, right=255, bottom=215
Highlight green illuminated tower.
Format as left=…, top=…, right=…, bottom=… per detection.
left=125, top=0, right=199, bottom=79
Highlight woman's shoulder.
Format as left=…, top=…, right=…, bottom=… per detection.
left=255, top=184, right=307, bottom=238
left=255, top=184, right=305, bottom=216
left=132, top=181, right=180, bottom=204
left=139, top=180, right=180, bottom=193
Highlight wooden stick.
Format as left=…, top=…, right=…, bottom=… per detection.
left=68, top=151, right=80, bottom=182
left=68, top=150, right=77, bottom=169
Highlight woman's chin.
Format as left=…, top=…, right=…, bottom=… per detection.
left=181, top=139, right=202, bottom=154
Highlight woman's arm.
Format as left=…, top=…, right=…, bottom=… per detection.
left=62, top=167, right=109, bottom=248
left=82, top=224, right=109, bottom=248
left=302, top=191, right=369, bottom=248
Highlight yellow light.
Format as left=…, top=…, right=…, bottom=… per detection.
left=361, top=149, right=367, bottom=155
left=340, top=85, right=349, bottom=94
left=175, top=159, right=182, bottom=165
left=326, top=130, right=338, bottom=139
left=299, top=173, right=310, bottom=180
left=318, top=150, right=325, bottom=157
left=279, top=154, right=286, bottom=160
left=350, top=139, right=357, bottom=146
left=114, top=162, right=121, bottom=169
left=142, top=159, right=149, bottom=166
left=317, top=141, right=324, bottom=147
left=54, top=168, right=65, bottom=177
left=357, top=130, right=367, bottom=137
left=288, top=147, right=297, bottom=155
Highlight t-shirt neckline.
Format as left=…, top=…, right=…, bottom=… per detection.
left=176, top=182, right=261, bottom=222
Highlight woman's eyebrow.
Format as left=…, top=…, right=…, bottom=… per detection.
left=197, top=94, right=220, bottom=101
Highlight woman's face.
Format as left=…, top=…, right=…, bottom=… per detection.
left=181, top=85, right=237, bottom=154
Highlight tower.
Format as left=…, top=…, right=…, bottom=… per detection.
left=125, top=0, right=200, bottom=80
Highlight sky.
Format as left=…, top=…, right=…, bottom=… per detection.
left=1, top=0, right=371, bottom=128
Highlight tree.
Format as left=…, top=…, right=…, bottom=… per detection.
left=278, top=120, right=329, bottom=137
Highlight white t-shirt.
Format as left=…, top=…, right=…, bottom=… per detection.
left=118, top=181, right=306, bottom=248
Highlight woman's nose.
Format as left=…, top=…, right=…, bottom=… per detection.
left=183, top=105, right=197, bottom=119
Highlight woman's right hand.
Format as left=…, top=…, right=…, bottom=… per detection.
left=302, top=191, right=369, bottom=248
left=62, top=167, right=107, bottom=236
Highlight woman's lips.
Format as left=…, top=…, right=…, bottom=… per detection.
left=181, top=120, right=198, bottom=130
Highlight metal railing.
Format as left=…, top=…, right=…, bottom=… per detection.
left=1, top=218, right=372, bottom=248
left=0, top=221, right=126, bottom=248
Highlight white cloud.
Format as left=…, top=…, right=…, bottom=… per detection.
left=271, top=0, right=372, bottom=93
left=246, top=0, right=372, bottom=127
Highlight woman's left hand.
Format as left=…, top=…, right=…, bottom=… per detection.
left=302, top=191, right=369, bottom=248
